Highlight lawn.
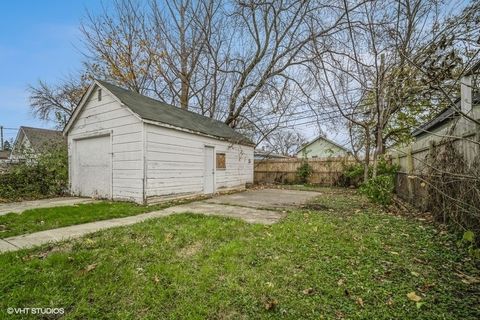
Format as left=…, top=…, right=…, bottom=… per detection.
left=1, top=188, right=479, bottom=319
left=0, top=199, right=199, bottom=239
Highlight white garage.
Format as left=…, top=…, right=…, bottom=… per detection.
left=64, top=80, right=254, bottom=204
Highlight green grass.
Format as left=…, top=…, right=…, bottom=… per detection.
left=1, top=188, right=479, bottom=319
left=0, top=199, right=196, bottom=239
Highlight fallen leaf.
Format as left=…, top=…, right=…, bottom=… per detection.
left=84, top=238, right=96, bottom=246
left=153, top=275, right=160, bottom=283
left=302, top=288, right=314, bottom=295
left=407, top=291, right=422, bottom=302
left=337, top=278, right=345, bottom=286
left=356, top=297, right=364, bottom=308
left=390, top=251, right=399, bottom=255
left=455, top=271, right=480, bottom=284
left=165, top=233, right=174, bottom=242
left=411, top=271, right=420, bottom=277
left=386, top=297, right=394, bottom=306
left=264, top=298, right=278, bottom=310
left=80, top=263, right=98, bottom=275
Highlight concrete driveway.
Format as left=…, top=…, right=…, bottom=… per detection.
left=205, top=188, right=321, bottom=209
left=0, top=197, right=99, bottom=216
left=0, top=188, right=320, bottom=253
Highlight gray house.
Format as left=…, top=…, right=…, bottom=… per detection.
left=10, top=126, right=65, bottom=160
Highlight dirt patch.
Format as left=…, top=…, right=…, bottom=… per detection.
left=22, top=242, right=73, bottom=261
left=177, top=241, right=203, bottom=258
left=301, top=203, right=331, bottom=211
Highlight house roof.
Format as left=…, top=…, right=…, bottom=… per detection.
left=465, top=60, right=480, bottom=76
left=254, top=150, right=291, bottom=159
left=297, top=136, right=351, bottom=154
left=66, top=80, right=254, bottom=146
left=412, top=94, right=480, bottom=137
left=14, top=127, right=65, bottom=153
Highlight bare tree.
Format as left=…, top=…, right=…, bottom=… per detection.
left=28, top=74, right=89, bottom=128
left=261, top=129, right=307, bottom=156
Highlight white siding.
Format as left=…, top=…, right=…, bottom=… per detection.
left=145, top=123, right=254, bottom=203
left=68, top=87, right=144, bottom=203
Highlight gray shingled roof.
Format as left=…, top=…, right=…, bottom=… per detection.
left=413, top=94, right=480, bottom=137
left=97, top=80, right=253, bottom=146
left=21, top=127, right=65, bottom=152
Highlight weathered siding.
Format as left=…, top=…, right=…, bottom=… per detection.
left=68, top=87, right=144, bottom=203
left=254, top=157, right=356, bottom=185
left=389, top=104, right=480, bottom=206
left=145, top=123, right=253, bottom=202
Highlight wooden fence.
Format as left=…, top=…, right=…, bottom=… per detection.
left=254, top=157, right=356, bottom=185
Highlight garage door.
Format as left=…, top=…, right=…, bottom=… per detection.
left=73, top=135, right=111, bottom=198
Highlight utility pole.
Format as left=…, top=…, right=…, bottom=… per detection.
left=0, top=126, right=3, bottom=150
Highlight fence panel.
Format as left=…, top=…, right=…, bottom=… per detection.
left=254, top=157, right=356, bottom=185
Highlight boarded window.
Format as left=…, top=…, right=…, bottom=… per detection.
left=216, top=153, right=226, bottom=169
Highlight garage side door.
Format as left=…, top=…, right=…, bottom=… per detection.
left=73, top=135, right=111, bottom=198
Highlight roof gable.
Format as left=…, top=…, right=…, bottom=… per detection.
left=297, top=136, right=350, bottom=154
left=13, top=126, right=65, bottom=154
left=65, top=80, right=253, bottom=146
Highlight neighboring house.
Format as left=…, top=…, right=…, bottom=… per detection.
left=296, top=136, right=351, bottom=159
left=10, top=126, right=65, bottom=160
left=64, top=80, right=254, bottom=204
left=391, top=62, right=480, bottom=173
left=254, top=150, right=291, bottom=160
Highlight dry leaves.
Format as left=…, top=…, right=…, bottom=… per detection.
left=455, top=271, right=480, bottom=284
left=356, top=297, right=365, bottom=308
left=302, top=287, right=314, bottom=295
left=264, top=298, right=278, bottom=310
left=164, top=233, right=174, bottom=242
left=406, top=291, right=422, bottom=302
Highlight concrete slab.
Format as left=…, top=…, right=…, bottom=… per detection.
left=0, top=188, right=319, bottom=253
left=0, top=197, right=99, bottom=216
left=0, top=239, right=18, bottom=251
left=2, top=210, right=172, bottom=252
left=205, top=188, right=320, bottom=209
left=162, top=202, right=284, bottom=225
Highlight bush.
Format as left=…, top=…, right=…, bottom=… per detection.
left=0, top=146, right=68, bottom=201
left=341, top=158, right=400, bottom=187
left=296, top=161, right=313, bottom=184
left=359, top=175, right=395, bottom=205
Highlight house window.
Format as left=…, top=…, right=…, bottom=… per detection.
left=98, top=89, right=102, bottom=101
left=216, top=153, right=226, bottom=170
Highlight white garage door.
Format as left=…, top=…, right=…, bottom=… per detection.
left=73, top=135, right=111, bottom=198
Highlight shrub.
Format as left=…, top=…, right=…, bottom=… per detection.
left=341, top=158, right=400, bottom=187
left=359, top=175, right=395, bottom=206
left=296, top=161, right=313, bottom=184
left=0, top=145, right=67, bottom=201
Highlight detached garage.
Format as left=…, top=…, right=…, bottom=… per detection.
left=64, top=80, right=254, bottom=204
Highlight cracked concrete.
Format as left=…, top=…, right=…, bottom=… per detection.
left=0, top=189, right=320, bottom=253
